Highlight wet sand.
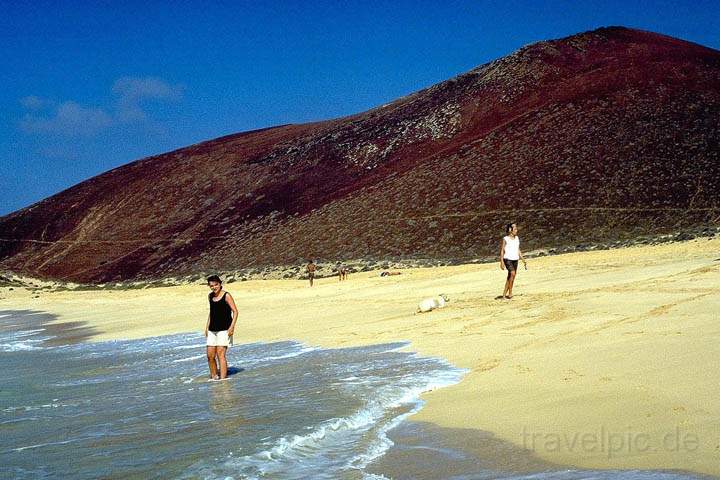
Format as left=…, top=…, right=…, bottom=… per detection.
left=1, top=237, right=719, bottom=476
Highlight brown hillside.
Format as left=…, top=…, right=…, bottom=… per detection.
left=1, top=26, right=719, bottom=282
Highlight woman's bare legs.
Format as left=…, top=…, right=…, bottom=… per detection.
left=503, top=270, right=516, bottom=298
left=216, top=346, right=228, bottom=379
left=206, top=346, right=219, bottom=379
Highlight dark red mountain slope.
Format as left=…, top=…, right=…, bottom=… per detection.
left=1, top=27, right=719, bottom=282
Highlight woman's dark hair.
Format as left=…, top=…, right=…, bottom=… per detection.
left=505, top=223, right=515, bottom=234
left=207, top=274, right=222, bottom=284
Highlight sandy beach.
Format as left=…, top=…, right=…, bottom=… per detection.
left=2, top=237, right=719, bottom=476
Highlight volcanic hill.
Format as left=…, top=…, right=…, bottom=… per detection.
left=1, top=26, right=719, bottom=282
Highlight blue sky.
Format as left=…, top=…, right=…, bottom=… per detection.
left=1, top=0, right=718, bottom=216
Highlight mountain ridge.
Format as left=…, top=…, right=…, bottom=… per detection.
left=2, top=26, right=719, bottom=282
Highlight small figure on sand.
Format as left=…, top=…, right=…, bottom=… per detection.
left=205, top=275, right=238, bottom=380
left=306, top=259, right=317, bottom=286
left=380, top=271, right=402, bottom=277
left=338, top=263, right=348, bottom=281
left=500, top=223, right=526, bottom=299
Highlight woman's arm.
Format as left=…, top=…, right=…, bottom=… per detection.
left=205, top=313, right=210, bottom=337
left=500, top=239, right=506, bottom=269
left=225, top=293, right=239, bottom=336
left=519, top=236, right=527, bottom=266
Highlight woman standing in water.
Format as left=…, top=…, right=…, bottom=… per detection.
left=500, top=223, right=527, bottom=299
left=205, top=275, right=238, bottom=380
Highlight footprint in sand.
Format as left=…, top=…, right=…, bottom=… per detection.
left=460, top=326, right=483, bottom=336
left=562, top=369, right=585, bottom=381
left=623, top=330, right=645, bottom=335
left=475, top=358, right=500, bottom=372
left=513, top=364, right=532, bottom=374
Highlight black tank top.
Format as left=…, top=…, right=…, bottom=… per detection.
left=208, top=292, right=233, bottom=331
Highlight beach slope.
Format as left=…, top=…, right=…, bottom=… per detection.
left=1, top=238, right=719, bottom=475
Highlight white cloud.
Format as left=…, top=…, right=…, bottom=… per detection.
left=20, top=95, right=45, bottom=110
left=112, top=76, right=183, bottom=101
left=112, top=76, right=184, bottom=122
left=20, top=101, right=113, bottom=137
left=18, top=76, right=183, bottom=137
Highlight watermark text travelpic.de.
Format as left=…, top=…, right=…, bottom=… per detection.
left=520, top=426, right=699, bottom=459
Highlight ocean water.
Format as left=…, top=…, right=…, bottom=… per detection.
left=0, top=310, right=463, bottom=479
left=0, top=310, right=711, bottom=480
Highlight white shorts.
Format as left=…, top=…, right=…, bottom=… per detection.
left=206, top=330, right=233, bottom=347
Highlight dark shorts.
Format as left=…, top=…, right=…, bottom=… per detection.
left=308, top=272, right=315, bottom=278
left=503, top=259, right=519, bottom=272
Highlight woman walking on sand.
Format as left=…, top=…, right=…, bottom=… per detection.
left=500, top=223, right=526, bottom=299
left=205, top=275, right=238, bottom=380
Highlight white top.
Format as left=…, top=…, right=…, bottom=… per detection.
left=503, top=235, right=520, bottom=260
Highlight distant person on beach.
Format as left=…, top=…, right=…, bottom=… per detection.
left=205, top=275, right=238, bottom=380
left=306, top=260, right=317, bottom=286
left=500, top=223, right=526, bottom=299
left=338, top=264, right=348, bottom=281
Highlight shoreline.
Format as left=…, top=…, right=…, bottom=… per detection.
left=1, top=237, right=719, bottom=476
left=3, top=227, right=717, bottom=290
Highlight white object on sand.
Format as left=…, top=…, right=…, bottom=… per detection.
left=417, top=294, right=450, bottom=313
